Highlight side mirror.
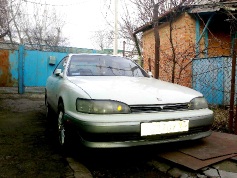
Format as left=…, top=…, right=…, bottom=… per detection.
left=147, top=71, right=153, bottom=78
left=55, top=69, right=63, bottom=77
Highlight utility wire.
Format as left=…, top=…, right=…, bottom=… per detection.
left=21, top=0, right=92, bottom=7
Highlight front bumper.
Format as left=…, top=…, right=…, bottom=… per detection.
left=64, top=109, right=214, bottom=148
left=80, top=130, right=212, bottom=148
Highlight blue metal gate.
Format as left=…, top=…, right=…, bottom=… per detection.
left=193, top=56, right=232, bottom=105
left=24, top=50, right=67, bottom=86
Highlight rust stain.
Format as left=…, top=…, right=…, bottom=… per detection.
left=179, top=132, right=237, bottom=160
left=158, top=132, right=237, bottom=170
left=0, top=50, right=15, bottom=87
left=158, top=151, right=237, bottom=170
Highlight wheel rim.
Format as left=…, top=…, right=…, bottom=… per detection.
left=58, top=111, right=65, bottom=145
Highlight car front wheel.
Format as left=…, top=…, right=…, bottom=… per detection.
left=58, top=103, right=66, bottom=146
left=46, top=99, right=54, bottom=119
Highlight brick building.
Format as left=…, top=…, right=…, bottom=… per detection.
left=134, top=0, right=237, bottom=87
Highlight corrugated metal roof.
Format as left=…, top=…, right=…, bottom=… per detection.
left=134, top=0, right=237, bottom=34
left=191, top=0, right=237, bottom=4
left=191, top=0, right=220, bottom=5
left=189, top=6, right=221, bottom=13
left=189, top=0, right=237, bottom=13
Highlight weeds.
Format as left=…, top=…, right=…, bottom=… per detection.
left=211, top=106, right=230, bottom=133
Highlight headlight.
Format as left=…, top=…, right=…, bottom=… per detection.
left=189, top=97, right=208, bottom=110
left=76, top=99, right=131, bottom=114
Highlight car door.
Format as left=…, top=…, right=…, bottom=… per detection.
left=47, top=56, right=69, bottom=111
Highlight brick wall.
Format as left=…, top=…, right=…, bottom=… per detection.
left=207, top=30, right=231, bottom=58
left=142, top=12, right=231, bottom=88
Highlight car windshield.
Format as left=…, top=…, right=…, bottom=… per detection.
left=67, top=55, right=149, bottom=77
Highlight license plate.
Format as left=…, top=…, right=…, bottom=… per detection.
left=141, top=120, right=189, bottom=136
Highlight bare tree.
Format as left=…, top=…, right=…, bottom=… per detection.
left=91, top=30, right=114, bottom=50
left=118, top=0, right=189, bottom=59
left=5, top=0, right=68, bottom=50
left=0, top=0, right=9, bottom=39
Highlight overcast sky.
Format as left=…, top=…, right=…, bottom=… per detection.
left=60, top=0, right=111, bottom=48
left=35, top=0, right=116, bottom=49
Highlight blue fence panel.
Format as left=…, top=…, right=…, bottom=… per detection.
left=24, top=51, right=67, bottom=86
left=193, top=57, right=225, bottom=105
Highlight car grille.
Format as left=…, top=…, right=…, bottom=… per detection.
left=80, top=126, right=211, bottom=142
left=130, top=103, right=189, bottom=113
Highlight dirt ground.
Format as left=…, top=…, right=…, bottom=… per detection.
left=0, top=94, right=73, bottom=178
left=0, top=93, right=169, bottom=178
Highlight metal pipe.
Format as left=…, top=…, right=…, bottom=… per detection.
left=195, top=13, right=214, bottom=57
left=229, top=39, right=237, bottom=133
left=123, top=41, right=126, bottom=57
left=196, top=13, right=214, bottom=45
left=113, top=0, right=118, bottom=55
left=18, top=45, right=25, bottom=94
left=153, top=3, right=160, bottom=79
left=234, top=39, right=237, bottom=135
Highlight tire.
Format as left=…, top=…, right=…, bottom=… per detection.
left=58, top=102, right=66, bottom=146
left=45, top=92, right=54, bottom=119
left=46, top=100, right=54, bottom=119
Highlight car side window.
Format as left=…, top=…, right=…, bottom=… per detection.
left=53, top=57, right=68, bottom=75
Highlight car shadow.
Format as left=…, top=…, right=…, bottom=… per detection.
left=63, top=139, right=200, bottom=170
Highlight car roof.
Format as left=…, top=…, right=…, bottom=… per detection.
left=68, top=53, right=120, bottom=58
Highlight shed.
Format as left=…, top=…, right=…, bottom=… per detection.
left=133, top=0, right=237, bottom=105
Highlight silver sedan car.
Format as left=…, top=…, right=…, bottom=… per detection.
left=45, top=54, right=214, bottom=148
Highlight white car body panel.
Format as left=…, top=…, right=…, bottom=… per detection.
left=68, top=76, right=202, bottom=105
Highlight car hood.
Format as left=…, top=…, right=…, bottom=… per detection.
left=68, top=76, right=202, bottom=105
